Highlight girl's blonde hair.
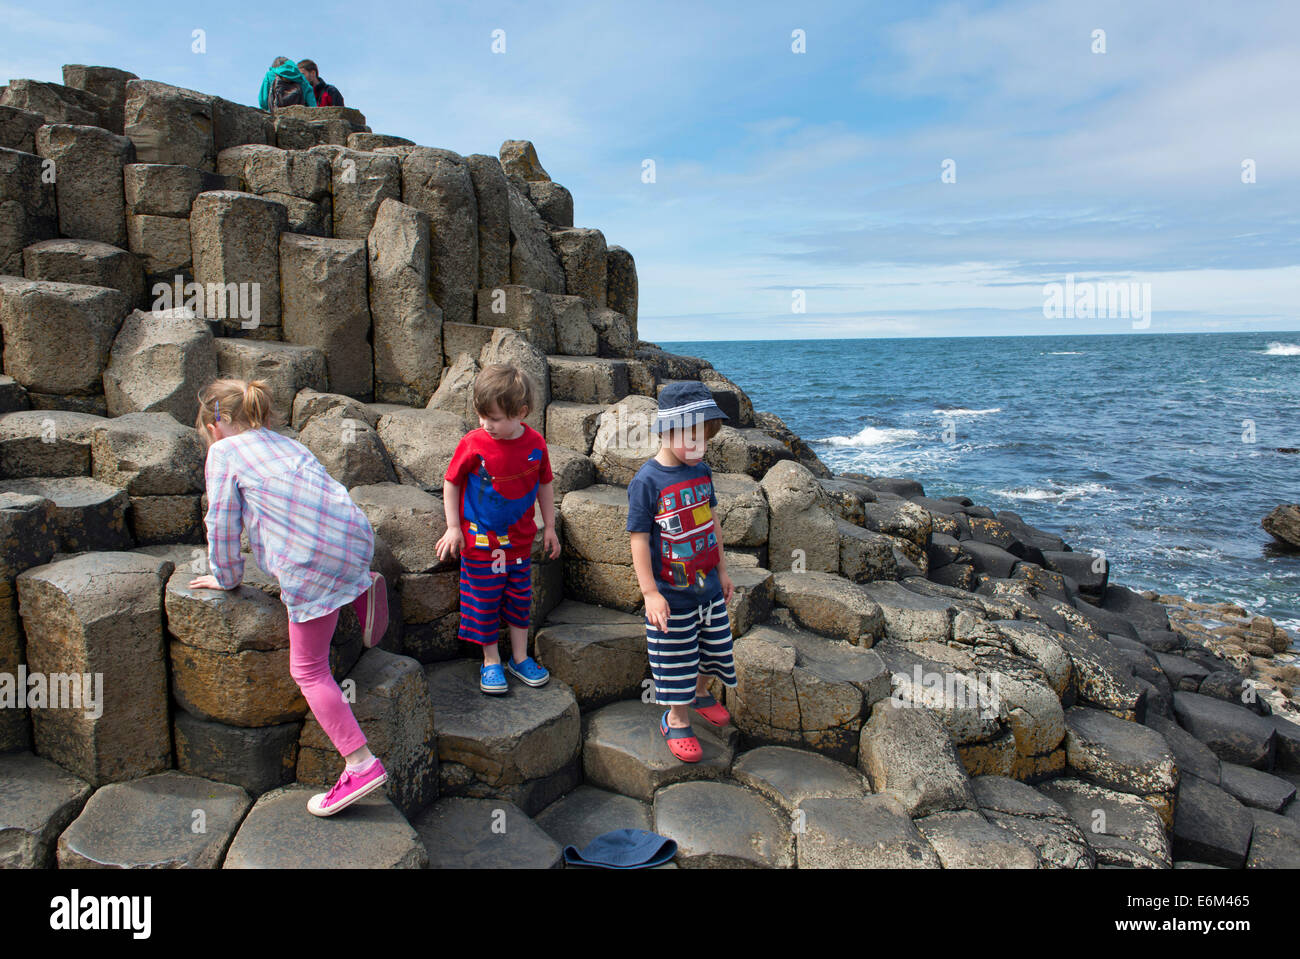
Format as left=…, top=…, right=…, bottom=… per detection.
left=195, top=378, right=277, bottom=446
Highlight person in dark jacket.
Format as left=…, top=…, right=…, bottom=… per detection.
left=259, top=56, right=316, bottom=109
left=297, top=59, right=344, bottom=107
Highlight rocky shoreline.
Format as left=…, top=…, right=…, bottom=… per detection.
left=2, top=65, right=1299, bottom=870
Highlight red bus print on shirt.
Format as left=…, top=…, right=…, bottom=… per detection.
left=654, top=476, right=719, bottom=588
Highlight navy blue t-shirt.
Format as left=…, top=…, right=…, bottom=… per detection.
left=626, top=458, right=721, bottom=603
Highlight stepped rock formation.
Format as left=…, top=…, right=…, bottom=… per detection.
left=2, top=65, right=1300, bottom=869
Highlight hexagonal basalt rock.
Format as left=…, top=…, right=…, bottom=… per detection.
left=1171, top=772, right=1254, bottom=869
left=1171, top=691, right=1276, bottom=769
left=858, top=580, right=955, bottom=643
left=1063, top=705, right=1178, bottom=795
left=771, top=570, right=885, bottom=647
left=223, top=786, right=427, bottom=868
left=581, top=699, right=737, bottom=803
left=0, top=752, right=93, bottom=868
left=16, top=551, right=172, bottom=786
left=172, top=708, right=300, bottom=796
left=858, top=701, right=977, bottom=817
left=730, top=745, right=871, bottom=814
left=728, top=623, right=890, bottom=764
left=872, top=639, right=1004, bottom=746
left=558, top=484, right=634, bottom=566
left=653, top=780, right=794, bottom=868
left=971, top=774, right=1095, bottom=869
left=412, top=797, right=561, bottom=869
left=794, top=795, right=940, bottom=869
left=56, top=771, right=251, bottom=868
left=912, top=808, right=1040, bottom=869
left=0, top=477, right=130, bottom=553
left=534, top=619, right=648, bottom=710
left=425, top=659, right=581, bottom=816
left=1037, top=777, right=1172, bottom=868
left=533, top=784, right=654, bottom=850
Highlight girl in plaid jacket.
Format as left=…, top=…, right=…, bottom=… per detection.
left=189, top=378, right=390, bottom=817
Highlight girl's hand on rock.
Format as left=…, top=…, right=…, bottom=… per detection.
left=188, top=574, right=224, bottom=590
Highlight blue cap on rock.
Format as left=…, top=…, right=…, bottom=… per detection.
left=562, top=828, right=678, bottom=869
left=654, top=380, right=728, bottom=434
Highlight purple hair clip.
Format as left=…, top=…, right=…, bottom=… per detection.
left=214, top=399, right=220, bottom=422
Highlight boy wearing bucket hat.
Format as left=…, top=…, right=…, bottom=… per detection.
left=626, top=381, right=737, bottom=763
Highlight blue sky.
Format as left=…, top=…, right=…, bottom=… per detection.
left=4, top=0, right=1298, bottom=340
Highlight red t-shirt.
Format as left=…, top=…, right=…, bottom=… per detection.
left=444, top=426, right=553, bottom=562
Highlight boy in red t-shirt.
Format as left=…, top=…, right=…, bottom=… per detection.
left=436, top=364, right=560, bottom=694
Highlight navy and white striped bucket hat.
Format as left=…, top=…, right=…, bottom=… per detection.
left=654, top=380, right=728, bottom=434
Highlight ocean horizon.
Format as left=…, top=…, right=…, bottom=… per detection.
left=662, top=330, right=1300, bottom=638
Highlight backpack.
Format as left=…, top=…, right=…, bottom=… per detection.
left=270, top=75, right=305, bottom=108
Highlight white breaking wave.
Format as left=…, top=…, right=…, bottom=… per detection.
left=991, top=482, right=1113, bottom=502
left=1263, top=342, right=1300, bottom=356
left=1048, top=351, right=1083, bottom=355
left=933, top=407, right=1001, bottom=417
left=821, top=425, right=922, bottom=447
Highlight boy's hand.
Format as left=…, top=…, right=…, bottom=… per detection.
left=720, top=570, right=735, bottom=604
left=643, top=590, right=670, bottom=632
left=543, top=525, right=561, bottom=560
left=188, top=574, right=226, bottom=590
left=436, top=527, right=464, bottom=562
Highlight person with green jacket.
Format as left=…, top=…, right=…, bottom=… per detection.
left=258, top=57, right=316, bottom=110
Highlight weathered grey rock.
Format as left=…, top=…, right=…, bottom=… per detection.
left=172, top=707, right=299, bottom=796
left=705, top=426, right=794, bottom=479
left=547, top=294, right=597, bottom=356
left=126, top=213, right=192, bottom=283
left=709, top=472, right=767, bottom=549
left=89, top=411, right=203, bottom=497
left=605, top=246, right=638, bottom=338
left=506, top=177, right=565, bottom=293
left=62, top=66, right=136, bottom=133
left=279, top=233, right=373, bottom=398
left=35, top=124, right=133, bottom=247
left=1218, top=762, right=1296, bottom=812
left=772, top=570, right=885, bottom=646
left=465, top=154, right=511, bottom=289
left=260, top=191, right=329, bottom=237
left=123, top=79, right=215, bottom=170
left=425, top=660, right=581, bottom=815
left=730, top=745, right=871, bottom=815
left=1172, top=691, right=1276, bottom=769
left=549, top=228, right=606, bottom=309
left=581, top=699, right=737, bottom=803
left=1069, top=594, right=1139, bottom=640
left=103, top=308, right=216, bottom=424
left=557, top=484, right=633, bottom=567
left=1063, top=705, right=1178, bottom=795
left=0, top=477, right=130, bottom=552
left=349, top=133, right=412, bottom=151
left=796, top=794, right=940, bottom=869
left=0, top=147, right=60, bottom=273
left=1171, top=772, right=1254, bottom=869
left=216, top=144, right=329, bottom=200
left=1263, top=504, right=1300, bottom=548
left=0, top=409, right=106, bottom=480
left=479, top=328, right=550, bottom=435
left=0, top=752, right=93, bottom=867
left=213, top=338, right=327, bottom=418
left=732, top=623, right=890, bottom=764
left=425, top=353, right=479, bottom=430
left=858, top=580, right=954, bottom=643
left=317, top=147, right=398, bottom=240
left=912, top=808, right=1040, bottom=869
left=0, top=278, right=129, bottom=395
left=297, top=410, right=397, bottom=489
left=396, top=147, right=478, bottom=326
left=1265, top=713, right=1300, bottom=772
left=533, top=784, right=654, bottom=850
left=0, top=104, right=44, bottom=153
left=534, top=618, right=648, bottom=710
left=475, top=284, right=556, bottom=355
left=858, top=700, right=976, bottom=816
left=56, top=771, right=251, bottom=868
left=368, top=198, right=444, bottom=405
left=349, top=483, right=447, bottom=574
left=499, top=140, right=550, bottom=181
left=16, top=552, right=172, bottom=785
left=190, top=191, right=287, bottom=336
left=545, top=401, right=603, bottom=456
left=127, top=493, right=203, bottom=545
left=298, top=648, right=438, bottom=818
left=525, top=179, right=573, bottom=228
left=224, top=786, right=427, bottom=868
left=725, top=562, right=773, bottom=639
left=761, top=459, right=839, bottom=574
left=412, top=797, right=561, bottom=869
left=211, top=96, right=275, bottom=153
left=440, top=321, right=495, bottom=368
left=1055, top=628, right=1146, bottom=720
left=871, top=639, right=1005, bottom=747
left=375, top=407, right=465, bottom=490
left=1246, top=808, right=1300, bottom=868
left=972, top=774, right=1095, bottom=869
left=546, top=356, right=629, bottom=405
left=1, top=79, right=106, bottom=127
left=962, top=540, right=1020, bottom=579
left=653, top=780, right=793, bottom=868
left=1145, top=713, right=1221, bottom=784
left=1038, top=777, right=1172, bottom=868
left=291, top=388, right=379, bottom=432
left=1155, top=651, right=1211, bottom=691
left=23, top=238, right=143, bottom=307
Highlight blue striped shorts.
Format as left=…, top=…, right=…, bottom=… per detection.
left=646, top=591, right=736, bottom=705
left=458, top=555, right=531, bottom=645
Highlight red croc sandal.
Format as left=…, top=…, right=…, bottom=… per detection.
left=692, top=693, right=731, bottom=727
left=660, top=710, right=703, bottom=763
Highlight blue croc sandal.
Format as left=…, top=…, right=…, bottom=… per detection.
left=505, top=656, right=550, bottom=687
left=480, top=662, right=508, bottom=695
left=660, top=710, right=702, bottom=763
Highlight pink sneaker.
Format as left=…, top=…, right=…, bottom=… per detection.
left=307, top=759, right=388, bottom=817
left=359, top=572, right=389, bottom=649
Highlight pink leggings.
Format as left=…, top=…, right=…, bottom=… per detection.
left=287, top=591, right=370, bottom=757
